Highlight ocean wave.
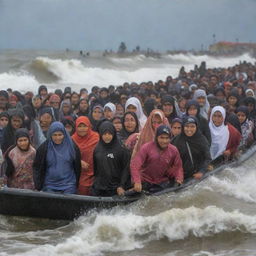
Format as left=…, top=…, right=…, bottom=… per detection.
left=0, top=72, right=40, bottom=93
left=164, top=53, right=256, bottom=68
left=32, top=57, right=178, bottom=89
left=7, top=206, right=256, bottom=256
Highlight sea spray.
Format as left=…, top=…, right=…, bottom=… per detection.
left=7, top=206, right=256, bottom=256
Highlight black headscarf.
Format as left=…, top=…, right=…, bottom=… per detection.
left=98, top=121, right=118, bottom=148
left=161, top=95, right=177, bottom=122
left=144, top=98, right=157, bottom=117
left=171, top=116, right=211, bottom=179
left=15, top=128, right=30, bottom=151
left=1, top=109, right=25, bottom=153
left=119, top=112, right=139, bottom=142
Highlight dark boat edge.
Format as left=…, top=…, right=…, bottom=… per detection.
left=1, top=144, right=256, bottom=220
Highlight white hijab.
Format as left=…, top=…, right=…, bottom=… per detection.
left=104, top=102, right=116, bottom=115
left=209, top=106, right=229, bottom=160
left=125, top=97, right=147, bottom=129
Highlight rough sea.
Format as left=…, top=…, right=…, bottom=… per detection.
left=1, top=50, right=256, bottom=256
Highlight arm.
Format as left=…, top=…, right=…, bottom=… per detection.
left=167, top=146, right=184, bottom=183
left=130, top=144, right=148, bottom=184
left=119, top=148, right=131, bottom=189
left=73, top=143, right=81, bottom=187
left=33, top=142, right=47, bottom=191
left=197, top=139, right=211, bottom=174
left=5, top=154, right=15, bottom=178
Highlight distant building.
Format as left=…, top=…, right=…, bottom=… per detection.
left=209, top=41, right=256, bottom=55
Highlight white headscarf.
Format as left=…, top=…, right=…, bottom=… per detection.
left=209, top=106, right=229, bottom=160
left=125, top=97, right=147, bottom=129
left=193, top=89, right=210, bottom=120
left=104, top=102, right=116, bottom=115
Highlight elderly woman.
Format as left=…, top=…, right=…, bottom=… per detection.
left=4, top=128, right=36, bottom=189
left=33, top=122, right=81, bottom=194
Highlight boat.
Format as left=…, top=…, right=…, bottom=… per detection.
left=1, top=144, right=256, bottom=221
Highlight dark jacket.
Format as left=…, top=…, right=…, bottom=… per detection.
left=93, top=121, right=131, bottom=193
left=171, top=118, right=211, bottom=180
left=185, top=100, right=211, bottom=144
left=33, top=140, right=81, bottom=191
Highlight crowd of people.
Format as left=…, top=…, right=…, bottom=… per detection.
left=0, top=60, right=256, bottom=196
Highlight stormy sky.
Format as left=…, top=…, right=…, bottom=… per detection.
left=0, top=0, right=255, bottom=51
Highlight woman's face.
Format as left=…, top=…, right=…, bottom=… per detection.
left=17, top=137, right=30, bottom=151
left=32, top=98, right=42, bottom=109
left=212, top=111, right=224, bottom=127
left=11, top=116, right=23, bottom=130
left=0, top=116, right=9, bottom=128
left=104, top=108, right=114, bottom=120
left=151, top=114, right=163, bottom=130
left=187, top=105, right=198, bottom=117
left=71, top=94, right=80, bottom=105
left=40, top=113, right=53, bottom=132
left=79, top=100, right=88, bottom=112
left=237, top=111, right=247, bottom=124
left=184, top=123, right=197, bottom=137
left=62, top=104, right=71, bottom=114
left=51, top=131, right=64, bottom=144
left=124, top=114, right=137, bottom=133
left=171, top=122, right=182, bottom=137
left=77, top=123, right=89, bottom=137
left=113, top=118, right=122, bottom=132
left=162, top=103, right=173, bottom=116
left=228, top=96, right=238, bottom=106
left=92, top=108, right=103, bottom=120
left=65, top=124, right=73, bottom=135
left=216, top=91, right=225, bottom=100
left=126, top=104, right=137, bottom=113
left=102, top=131, right=113, bottom=144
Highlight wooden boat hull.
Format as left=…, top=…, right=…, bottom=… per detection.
left=1, top=144, right=256, bottom=220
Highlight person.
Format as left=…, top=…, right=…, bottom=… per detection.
left=61, top=118, right=75, bottom=136
left=193, top=89, right=210, bottom=120
left=172, top=116, right=211, bottom=180
left=130, top=125, right=183, bottom=192
left=131, top=109, right=169, bottom=157
left=4, top=128, right=36, bottom=189
left=209, top=106, right=241, bottom=162
left=72, top=116, right=99, bottom=195
left=161, top=95, right=178, bottom=123
left=125, top=97, right=147, bottom=130
left=38, top=107, right=55, bottom=138
left=0, top=112, right=9, bottom=146
left=103, top=102, right=116, bottom=120
left=89, top=105, right=104, bottom=131
left=1, top=109, right=25, bottom=154
left=92, top=121, right=131, bottom=197
left=170, top=118, right=182, bottom=138
left=185, top=100, right=211, bottom=144
left=33, top=122, right=81, bottom=194
left=77, top=98, right=89, bottom=117
left=0, top=90, right=9, bottom=113
left=111, top=116, right=123, bottom=133
left=118, top=112, right=139, bottom=145
left=235, top=106, right=255, bottom=149
left=59, top=99, right=76, bottom=121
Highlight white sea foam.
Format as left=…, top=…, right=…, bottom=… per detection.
left=202, top=164, right=256, bottom=203
left=0, top=72, right=40, bottom=93
left=6, top=206, right=256, bottom=256
left=0, top=53, right=255, bottom=94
